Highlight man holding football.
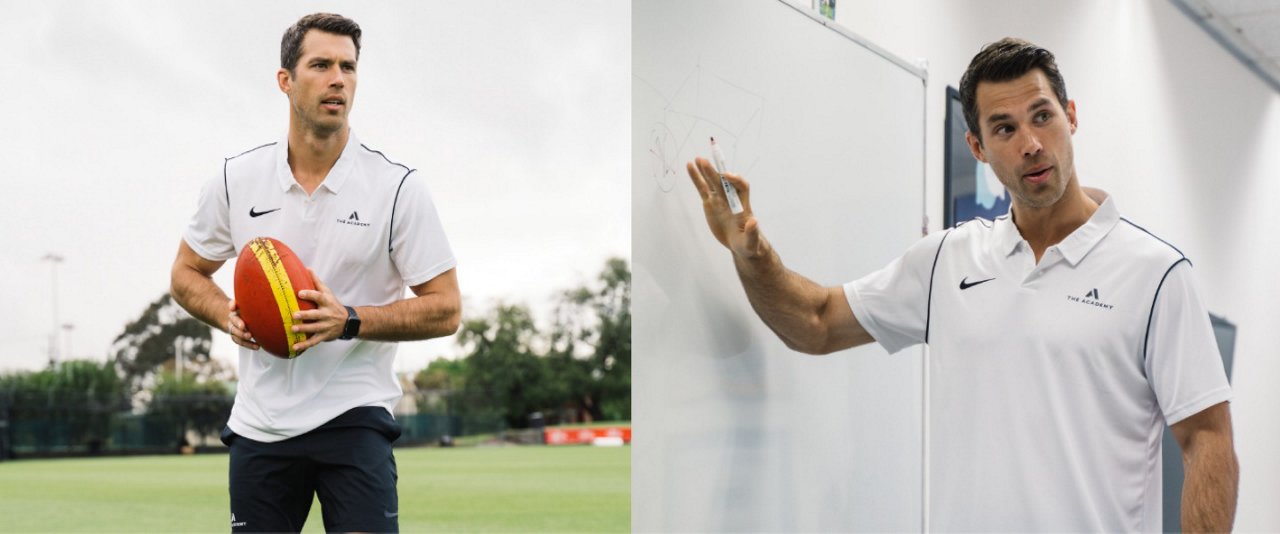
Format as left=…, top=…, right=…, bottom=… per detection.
left=170, top=13, right=459, bottom=532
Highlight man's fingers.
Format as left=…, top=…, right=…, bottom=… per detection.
left=292, top=309, right=324, bottom=323
left=293, top=339, right=317, bottom=353
left=307, top=268, right=332, bottom=295
left=231, top=332, right=259, bottom=351
left=695, top=158, right=726, bottom=201
left=291, top=320, right=330, bottom=335
left=721, top=172, right=752, bottom=214
left=686, top=161, right=711, bottom=200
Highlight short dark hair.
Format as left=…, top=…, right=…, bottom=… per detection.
left=280, top=13, right=362, bottom=75
left=959, top=37, right=1068, bottom=145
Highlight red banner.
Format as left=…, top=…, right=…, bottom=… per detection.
left=544, top=426, right=631, bottom=445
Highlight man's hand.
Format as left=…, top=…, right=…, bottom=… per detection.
left=291, top=269, right=350, bottom=352
left=686, top=157, right=766, bottom=259
left=227, top=299, right=261, bottom=351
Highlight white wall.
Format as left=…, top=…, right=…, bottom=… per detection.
left=833, top=1, right=1280, bottom=529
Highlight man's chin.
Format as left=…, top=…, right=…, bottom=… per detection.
left=305, top=117, right=347, bottom=136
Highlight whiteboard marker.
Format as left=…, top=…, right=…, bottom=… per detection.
left=709, top=137, right=744, bottom=214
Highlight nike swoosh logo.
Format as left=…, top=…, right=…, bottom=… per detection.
left=249, top=207, right=281, bottom=218
left=959, top=276, right=996, bottom=290
left=383, top=511, right=399, bottom=518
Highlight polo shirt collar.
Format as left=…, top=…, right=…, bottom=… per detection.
left=274, top=130, right=360, bottom=194
left=993, top=187, right=1120, bottom=266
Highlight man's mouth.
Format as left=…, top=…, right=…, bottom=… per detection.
left=1022, top=165, right=1052, bottom=184
left=321, top=97, right=345, bottom=111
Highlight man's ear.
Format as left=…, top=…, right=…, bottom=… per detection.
left=277, top=68, right=292, bottom=95
left=1066, top=99, right=1078, bottom=135
left=965, top=130, right=988, bottom=163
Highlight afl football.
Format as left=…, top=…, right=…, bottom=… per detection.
left=233, top=237, right=316, bottom=358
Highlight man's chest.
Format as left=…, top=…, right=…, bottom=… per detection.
left=928, top=249, right=1154, bottom=370
left=228, top=186, right=389, bottom=276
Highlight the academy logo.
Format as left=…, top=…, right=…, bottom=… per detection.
left=1067, top=288, right=1113, bottom=310
left=337, top=210, right=371, bottom=228
left=231, top=513, right=246, bottom=528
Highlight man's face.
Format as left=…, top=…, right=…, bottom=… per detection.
left=278, top=30, right=357, bottom=135
left=965, top=69, right=1078, bottom=211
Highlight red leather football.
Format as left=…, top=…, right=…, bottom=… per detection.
left=233, top=237, right=316, bottom=358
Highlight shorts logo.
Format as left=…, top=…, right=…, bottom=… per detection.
left=1067, top=288, right=1114, bottom=310
left=231, top=513, right=247, bottom=528
left=338, top=210, right=371, bottom=228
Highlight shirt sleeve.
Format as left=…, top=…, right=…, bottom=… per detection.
left=1145, top=260, right=1233, bottom=425
left=390, top=171, right=457, bottom=287
left=843, top=230, right=948, bottom=354
left=182, top=172, right=237, bottom=261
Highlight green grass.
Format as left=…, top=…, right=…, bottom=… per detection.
left=0, top=445, right=629, bottom=532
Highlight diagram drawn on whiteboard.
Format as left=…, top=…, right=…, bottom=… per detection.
left=637, top=62, right=767, bottom=193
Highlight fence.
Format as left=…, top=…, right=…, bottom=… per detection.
left=0, top=395, right=502, bottom=459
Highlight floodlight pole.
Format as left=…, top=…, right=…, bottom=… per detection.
left=41, top=254, right=64, bottom=368
left=62, top=324, right=74, bottom=362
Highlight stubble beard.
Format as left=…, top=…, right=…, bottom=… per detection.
left=293, top=99, right=346, bottom=139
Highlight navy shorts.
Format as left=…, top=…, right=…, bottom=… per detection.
left=222, top=407, right=402, bottom=533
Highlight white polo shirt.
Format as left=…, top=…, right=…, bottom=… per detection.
left=184, top=131, right=456, bottom=442
left=845, top=189, right=1231, bottom=532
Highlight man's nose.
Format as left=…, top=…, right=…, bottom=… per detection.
left=1019, top=130, right=1043, bottom=158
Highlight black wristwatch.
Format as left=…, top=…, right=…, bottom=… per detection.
left=339, top=305, right=361, bottom=340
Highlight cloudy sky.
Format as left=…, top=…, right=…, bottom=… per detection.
left=0, top=1, right=630, bottom=375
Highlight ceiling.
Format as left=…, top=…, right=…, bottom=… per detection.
left=1171, top=0, right=1280, bottom=92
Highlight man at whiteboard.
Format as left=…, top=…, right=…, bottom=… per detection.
left=686, top=37, right=1236, bottom=532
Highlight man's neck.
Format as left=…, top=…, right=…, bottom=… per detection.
left=286, top=122, right=348, bottom=195
left=1011, top=180, right=1099, bottom=263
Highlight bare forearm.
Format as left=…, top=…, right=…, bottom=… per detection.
left=171, top=264, right=231, bottom=333
left=1182, top=436, right=1239, bottom=532
left=732, top=238, right=833, bottom=354
left=355, top=293, right=461, bottom=342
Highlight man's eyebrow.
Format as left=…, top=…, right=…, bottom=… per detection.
left=1027, top=97, right=1052, bottom=112
left=985, top=97, right=1055, bottom=126
left=986, top=111, right=1012, bottom=126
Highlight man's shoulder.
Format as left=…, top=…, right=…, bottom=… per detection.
left=221, top=141, right=278, bottom=182
left=352, top=141, right=415, bottom=182
left=224, top=141, right=278, bottom=166
left=1105, top=217, right=1187, bottom=267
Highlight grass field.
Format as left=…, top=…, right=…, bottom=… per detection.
left=0, top=445, right=629, bottom=532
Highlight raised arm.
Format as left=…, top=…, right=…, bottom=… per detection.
left=686, top=157, right=873, bottom=354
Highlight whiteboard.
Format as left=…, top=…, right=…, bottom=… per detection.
left=632, top=0, right=927, bottom=531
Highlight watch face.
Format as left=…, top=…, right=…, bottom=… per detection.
left=342, top=306, right=360, bottom=339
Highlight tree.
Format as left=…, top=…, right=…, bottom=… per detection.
left=549, top=257, right=631, bottom=421
left=455, top=303, right=550, bottom=428
left=110, top=293, right=231, bottom=404
left=438, top=258, right=631, bottom=427
left=412, top=358, right=467, bottom=413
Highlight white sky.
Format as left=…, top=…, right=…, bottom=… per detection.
left=0, top=1, right=630, bottom=375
